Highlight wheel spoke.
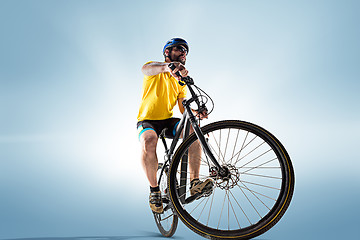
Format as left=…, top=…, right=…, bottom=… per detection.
left=239, top=180, right=281, bottom=191
left=232, top=133, right=257, bottom=163
left=237, top=184, right=278, bottom=201
left=210, top=131, right=226, bottom=164
left=196, top=195, right=211, bottom=221
left=155, top=163, right=177, bottom=237
left=189, top=195, right=208, bottom=215
left=217, top=189, right=227, bottom=229
left=207, top=186, right=216, bottom=226
left=236, top=183, right=262, bottom=218
left=229, top=190, right=252, bottom=225
left=240, top=172, right=282, bottom=180
left=233, top=141, right=266, bottom=165
left=160, top=213, right=175, bottom=221
left=240, top=157, right=278, bottom=174
left=228, top=191, right=242, bottom=229
left=237, top=148, right=272, bottom=168
left=223, top=128, right=231, bottom=163
left=230, top=129, right=241, bottom=165
left=237, top=181, right=272, bottom=210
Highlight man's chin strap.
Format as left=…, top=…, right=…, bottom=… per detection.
left=165, top=55, right=172, bottom=62
left=165, top=47, right=173, bottom=62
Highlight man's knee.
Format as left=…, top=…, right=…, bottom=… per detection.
left=141, top=131, right=158, bottom=153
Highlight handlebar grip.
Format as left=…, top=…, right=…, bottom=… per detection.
left=169, top=63, right=200, bottom=107
left=168, top=62, right=176, bottom=70
left=168, top=63, right=182, bottom=78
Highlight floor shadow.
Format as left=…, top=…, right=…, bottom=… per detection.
left=2, top=232, right=185, bottom=240
left=1, top=235, right=271, bottom=240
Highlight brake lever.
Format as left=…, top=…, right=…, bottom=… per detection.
left=196, top=104, right=208, bottom=118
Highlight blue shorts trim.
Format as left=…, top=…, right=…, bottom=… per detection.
left=137, top=118, right=180, bottom=140
left=173, top=121, right=180, bottom=136
left=137, top=127, right=156, bottom=140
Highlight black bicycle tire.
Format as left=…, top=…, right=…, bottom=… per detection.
left=153, top=163, right=178, bottom=237
left=168, top=120, right=295, bottom=239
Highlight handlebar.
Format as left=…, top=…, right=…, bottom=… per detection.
left=168, top=63, right=208, bottom=117
left=168, top=63, right=182, bottom=78
left=168, top=63, right=194, bottom=86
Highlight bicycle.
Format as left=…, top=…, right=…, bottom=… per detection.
left=152, top=63, right=295, bottom=239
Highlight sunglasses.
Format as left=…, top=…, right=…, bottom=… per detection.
left=175, top=45, right=188, bottom=54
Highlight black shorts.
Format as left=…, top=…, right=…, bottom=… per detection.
left=137, top=118, right=180, bottom=139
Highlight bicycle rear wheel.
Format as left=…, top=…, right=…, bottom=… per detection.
left=153, top=163, right=178, bottom=237
left=168, top=120, right=294, bottom=239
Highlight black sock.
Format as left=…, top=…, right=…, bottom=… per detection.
left=150, top=186, right=160, bottom=192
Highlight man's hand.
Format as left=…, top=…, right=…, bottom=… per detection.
left=192, top=108, right=209, bottom=120
left=167, top=62, right=188, bottom=80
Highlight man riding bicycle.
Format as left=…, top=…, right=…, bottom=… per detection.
left=137, top=38, right=213, bottom=213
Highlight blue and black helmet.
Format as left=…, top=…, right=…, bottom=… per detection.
left=163, top=38, right=189, bottom=57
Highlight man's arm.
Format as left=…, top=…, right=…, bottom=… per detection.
left=141, top=62, right=169, bottom=76
left=142, top=62, right=188, bottom=80
left=178, top=98, right=185, bottom=114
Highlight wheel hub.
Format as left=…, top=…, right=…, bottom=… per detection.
left=211, top=164, right=240, bottom=190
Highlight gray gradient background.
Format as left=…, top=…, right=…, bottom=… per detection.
left=1, top=0, right=359, bottom=239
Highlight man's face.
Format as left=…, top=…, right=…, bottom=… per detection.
left=169, top=45, right=187, bottom=64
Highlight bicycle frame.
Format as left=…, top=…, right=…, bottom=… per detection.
left=161, top=88, right=221, bottom=165
left=158, top=82, right=226, bottom=204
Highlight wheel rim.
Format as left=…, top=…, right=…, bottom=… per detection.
left=154, top=164, right=177, bottom=236
left=169, top=121, right=293, bottom=237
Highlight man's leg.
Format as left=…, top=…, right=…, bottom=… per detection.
left=173, top=120, right=213, bottom=200
left=140, top=129, right=164, bottom=213
left=188, top=127, right=201, bottom=181
left=187, top=127, right=214, bottom=198
left=140, top=130, right=158, bottom=187
left=176, top=124, right=201, bottom=181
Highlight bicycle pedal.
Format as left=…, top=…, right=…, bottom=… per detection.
left=184, top=194, right=198, bottom=204
left=163, top=204, right=171, bottom=212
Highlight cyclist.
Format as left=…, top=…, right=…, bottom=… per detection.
left=137, top=38, right=213, bottom=213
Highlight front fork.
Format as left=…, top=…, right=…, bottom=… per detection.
left=177, top=99, right=228, bottom=204
left=183, top=99, right=227, bottom=177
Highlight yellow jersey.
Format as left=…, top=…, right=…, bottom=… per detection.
left=137, top=62, right=187, bottom=121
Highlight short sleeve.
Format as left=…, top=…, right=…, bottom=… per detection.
left=178, top=85, right=187, bottom=99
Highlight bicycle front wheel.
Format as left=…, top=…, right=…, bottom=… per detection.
left=153, top=163, right=178, bottom=237
left=168, top=120, right=294, bottom=239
